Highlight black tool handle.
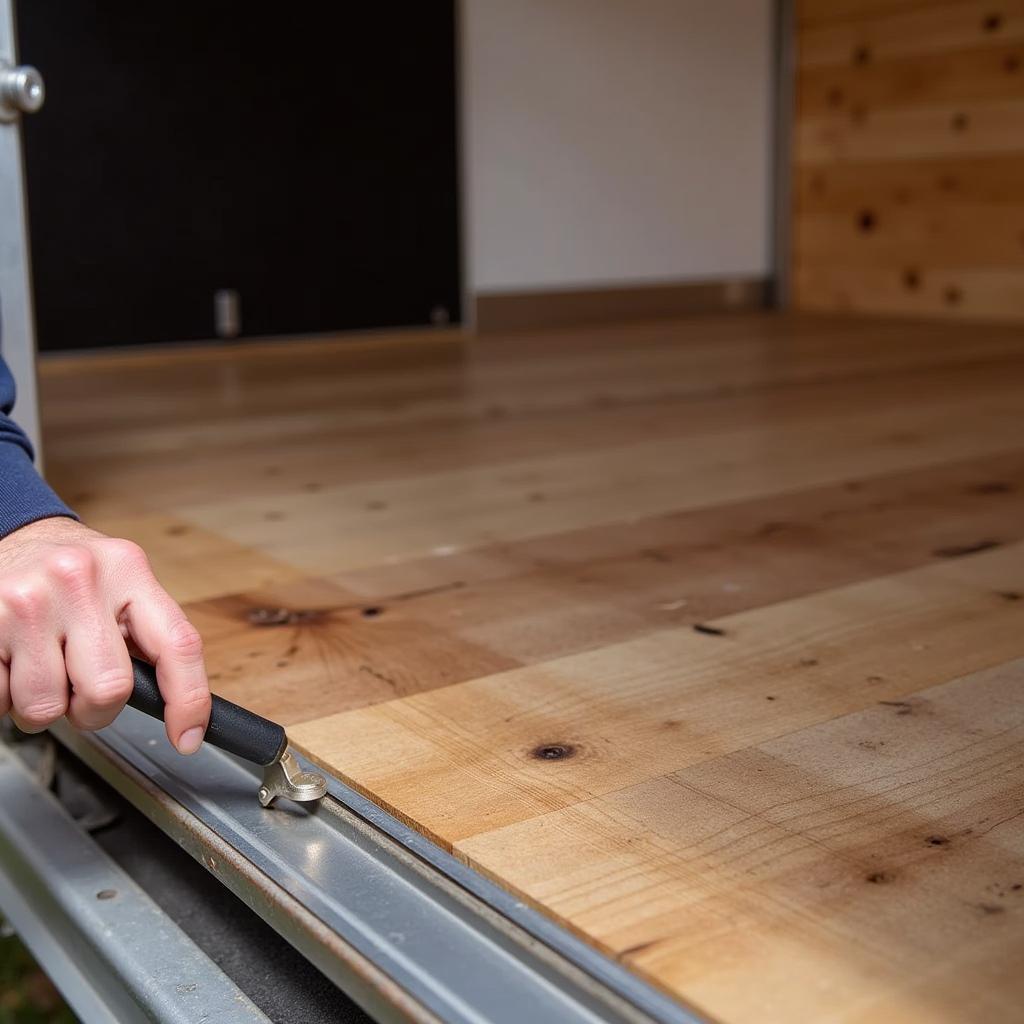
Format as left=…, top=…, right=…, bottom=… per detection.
left=129, top=657, right=287, bottom=767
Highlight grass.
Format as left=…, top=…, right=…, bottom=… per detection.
left=0, top=925, right=76, bottom=1024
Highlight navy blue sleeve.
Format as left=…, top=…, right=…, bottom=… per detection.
left=0, top=356, right=77, bottom=538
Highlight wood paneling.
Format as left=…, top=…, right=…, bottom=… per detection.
left=39, top=315, right=1024, bottom=1021
left=792, top=0, right=1024, bottom=320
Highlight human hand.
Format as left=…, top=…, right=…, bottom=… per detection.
left=0, top=517, right=210, bottom=752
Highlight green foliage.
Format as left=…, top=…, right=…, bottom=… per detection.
left=0, top=927, right=77, bottom=1024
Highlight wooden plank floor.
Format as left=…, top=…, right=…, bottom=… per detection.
left=40, top=313, right=1024, bottom=1023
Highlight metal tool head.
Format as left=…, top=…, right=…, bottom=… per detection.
left=258, top=749, right=328, bottom=808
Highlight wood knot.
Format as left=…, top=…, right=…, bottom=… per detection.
left=532, top=743, right=576, bottom=762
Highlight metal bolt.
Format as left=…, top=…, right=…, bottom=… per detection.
left=0, top=61, right=45, bottom=122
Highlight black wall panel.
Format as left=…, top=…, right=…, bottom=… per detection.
left=17, top=2, right=461, bottom=350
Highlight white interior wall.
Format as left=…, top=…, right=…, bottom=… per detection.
left=460, top=0, right=775, bottom=296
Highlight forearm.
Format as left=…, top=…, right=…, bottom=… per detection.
left=0, top=358, right=76, bottom=537
left=0, top=440, right=77, bottom=537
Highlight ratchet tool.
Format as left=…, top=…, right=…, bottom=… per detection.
left=128, top=657, right=328, bottom=808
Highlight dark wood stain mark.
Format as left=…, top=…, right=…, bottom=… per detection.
left=359, top=664, right=400, bottom=690
left=365, top=500, right=389, bottom=511
left=852, top=44, right=871, bottom=65
left=693, top=623, right=726, bottom=637
left=532, top=743, right=576, bottom=761
left=526, top=492, right=547, bottom=503
left=978, top=903, right=1006, bottom=915
left=361, top=606, right=383, bottom=618
left=641, top=548, right=672, bottom=563
left=902, top=268, right=921, bottom=290
left=164, top=524, right=189, bottom=536
left=951, top=113, right=970, bottom=132
left=826, top=86, right=845, bottom=108
left=263, top=510, right=286, bottom=522
left=926, top=835, right=950, bottom=847
left=1006, top=53, right=1022, bottom=72
left=620, top=939, right=659, bottom=957
left=857, top=209, right=878, bottom=232
left=866, top=871, right=894, bottom=884
left=933, top=539, right=1001, bottom=558
left=968, top=481, right=1014, bottom=494
left=997, top=590, right=1021, bottom=602
left=302, top=481, right=323, bottom=493
left=765, top=695, right=777, bottom=702
left=799, top=658, right=820, bottom=668
left=983, top=12, right=1004, bottom=31
left=756, top=520, right=794, bottom=537
left=879, top=700, right=913, bottom=716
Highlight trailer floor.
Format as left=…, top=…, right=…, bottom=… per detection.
left=40, top=313, right=1024, bottom=1023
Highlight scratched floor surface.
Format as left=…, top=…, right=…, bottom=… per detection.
left=41, top=313, right=1024, bottom=1023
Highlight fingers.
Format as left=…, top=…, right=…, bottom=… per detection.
left=2, top=576, right=67, bottom=731
left=120, top=565, right=210, bottom=754
left=0, top=660, right=9, bottom=720
left=9, top=630, right=69, bottom=734
left=0, top=526, right=209, bottom=750
left=65, top=619, right=133, bottom=732
left=44, top=543, right=133, bottom=732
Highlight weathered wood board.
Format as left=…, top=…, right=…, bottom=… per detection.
left=40, top=313, right=1024, bottom=1022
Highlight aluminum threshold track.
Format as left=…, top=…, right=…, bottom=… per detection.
left=0, top=741, right=269, bottom=1024
left=49, top=708, right=705, bottom=1024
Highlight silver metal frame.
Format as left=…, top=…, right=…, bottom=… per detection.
left=51, top=709, right=706, bottom=1024
left=0, top=0, right=44, bottom=459
left=0, top=741, right=271, bottom=1024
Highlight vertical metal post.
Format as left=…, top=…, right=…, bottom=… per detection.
left=770, top=0, right=796, bottom=309
left=0, top=0, right=44, bottom=462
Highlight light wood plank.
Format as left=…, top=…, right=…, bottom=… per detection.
left=38, top=316, right=1024, bottom=1019
left=459, top=660, right=1024, bottom=1023
left=797, top=98, right=1024, bottom=165
left=794, top=265, right=1024, bottom=319
left=799, top=41, right=1024, bottom=118
left=799, top=1, right=1024, bottom=67
left=291, top=543, right=1024, bottom=842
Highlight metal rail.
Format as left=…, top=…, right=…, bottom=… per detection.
left=0, top=741, right=270, bottom=1024
left=52, top=709, right=706, bottom=1024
